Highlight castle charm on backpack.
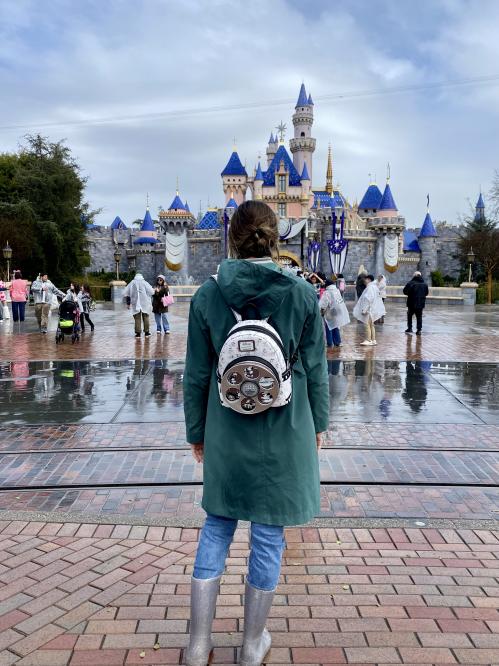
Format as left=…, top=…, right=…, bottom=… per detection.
left=217, top=313, right=292, bottom=414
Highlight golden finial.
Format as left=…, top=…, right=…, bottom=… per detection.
left=325, top=143, right=333, bottom=195
left=176, top=176, right=179, bottom=196
left=146, top=192, right=150, bottom=210
left=386, top=162, right=391, bottom=182
left=233, top=137, right=237, bottom=150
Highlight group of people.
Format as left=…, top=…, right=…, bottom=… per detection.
left=0, top=271, right=95, bottom=334
left=300, top=269, right=429, bottom=349
left=123, top=273, right=171, bottom=337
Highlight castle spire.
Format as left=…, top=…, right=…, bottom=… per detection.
left=325, top=144, right=333, bottom=195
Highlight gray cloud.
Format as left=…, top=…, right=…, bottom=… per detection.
left=0, top=0, right=498, bottom=227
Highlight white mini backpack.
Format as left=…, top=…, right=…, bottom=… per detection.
left=213, top=277, right=293, bottom=415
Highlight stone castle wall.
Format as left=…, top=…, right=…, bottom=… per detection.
left=86, top=221, right=464, bottom=289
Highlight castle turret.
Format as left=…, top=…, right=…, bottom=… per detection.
left=254, top=162, right=264, bottom=200
left=418, top=202, right=438, bottom=285
left=289, top=83, right=316, bottom=183
left=300, top=162, right=311, bottom=216
left=358, top=181, right=383, bottom=218
left=266, top=132, right=277, bottom=167
left=221, top=150, right=248, bottom=205
left=134, top=207, right=158, bottom=246
left=474, top=192, right=485, bottom=223
left=225, top=193, right=238, bottom=221
left=378, top=181, right=398, bottom=219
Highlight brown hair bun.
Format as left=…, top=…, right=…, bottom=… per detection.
left=228, top=201, right=279, bottom=259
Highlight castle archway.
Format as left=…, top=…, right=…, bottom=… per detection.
left=278, top=249, right=301, bottom=268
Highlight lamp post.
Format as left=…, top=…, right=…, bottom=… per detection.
left=467, top=247, right=475, bottom=283
left=2, top=241, right=12, bottom=281
left=113, top=245, right=122, bottom=281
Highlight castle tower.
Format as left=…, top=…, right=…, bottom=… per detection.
left=254, top=162, right=264, bottom=200
left=474, top=192, right=485, bottom=223
left=266, top=133, right=277, bottom=167
left=418, top=201, right=438, bottom=285
left=134, top=207, right=158, bottom=246
left=221, top=149, right=248, bottom=205
left=300, top=163, right=311, bottom=217
left=225, top=193, right=238, bottom=221
left=325, top=144, right=333, bottom=195
left=289, top=83, right=316, bottom=183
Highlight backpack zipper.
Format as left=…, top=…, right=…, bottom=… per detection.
left=226, top=324, right=287, bottom=359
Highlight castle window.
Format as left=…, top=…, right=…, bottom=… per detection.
left=278, top=175, right=286, bottom=193
left=278, top=202, right=286, bottom=217
left=301, top=132, right=305, bottom=137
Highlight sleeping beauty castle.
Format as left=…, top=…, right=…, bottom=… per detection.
left=86, top=83, right=468, bottom=286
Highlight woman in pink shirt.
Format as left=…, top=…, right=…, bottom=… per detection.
left=10, top=271, right=29, bottom=322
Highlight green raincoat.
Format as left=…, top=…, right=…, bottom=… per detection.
left=183, top=259, right=329, bottom=526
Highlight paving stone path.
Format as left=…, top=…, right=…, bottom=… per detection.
left=0, top=520, right=498, bottom=665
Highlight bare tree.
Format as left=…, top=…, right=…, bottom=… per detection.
left=491, top=170, right=499, bottom=221
left=461, top=227, right=499, bottom=304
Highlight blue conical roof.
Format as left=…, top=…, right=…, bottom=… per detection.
left=225, top=196, right=238, bottom=209
left=296, top=83, right=308, bottom=107
left=269, top=132, right=274, bottom=144
left=419, top=212, right=438, bottom=238
left=110, top=215, right=127, bottom=230
left=307, top=93, right=314, bottom=105
left=379, top=183, right=398, bottom=211
left=221, top=151, right=247, bottom=177
left=358, top=184, right=383, bottom=210
left=197, top=210, right=219, bottom=230
left=403, top=230, right=421, bottom=252
left=264, top=144, right=302, bottom=186
left=184, top=200, right=190, bottom=212
left=255, top=162, right=264, bottom=181
left=476, top=192, right=485, bottom=209
left=140, top=208, right=155, bottom=232
left=300, top=162, right=310, bottom=180
left=169, top=194, right=185, bottom=210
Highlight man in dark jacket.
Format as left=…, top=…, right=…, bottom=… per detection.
left=403, top=271, right=429, bottom=335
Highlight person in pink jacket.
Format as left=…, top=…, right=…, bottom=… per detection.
left=9, top=271, right=29, bottom=322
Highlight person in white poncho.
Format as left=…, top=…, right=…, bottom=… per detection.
left=123, top=273, right=155, bottom=338
left=353, top=274, right=386, bottom=346
left=319, top=281, right=350, bottom=348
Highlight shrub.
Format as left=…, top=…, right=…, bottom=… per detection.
left=476, top=281, right=499, bottom=304
left=430, top=270, right=444, bottom=287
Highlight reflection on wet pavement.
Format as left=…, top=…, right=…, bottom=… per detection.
left=0, top=359, right=497, bottom=425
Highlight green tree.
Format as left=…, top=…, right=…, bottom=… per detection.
left=0, top=135, right=98, bottom=283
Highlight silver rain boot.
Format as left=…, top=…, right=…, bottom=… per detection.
left=185, top=575, right=221, bottom=666
left=239, top=580, right=275, bottom=666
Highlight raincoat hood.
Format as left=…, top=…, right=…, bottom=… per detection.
left=216, top=259, right=296, bottom=319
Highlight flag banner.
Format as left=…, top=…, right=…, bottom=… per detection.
left=384, top=232, right=399, bottom=273
left=327, top=211, right=349, bottom=275
left=164, top=231, right=187, bottom=271
left=223, top=210, right=228, bottom=258
left=307, top=240, right=321, bottom=272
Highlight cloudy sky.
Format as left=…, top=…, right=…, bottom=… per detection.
left=1, top=0, right=498, bottom=227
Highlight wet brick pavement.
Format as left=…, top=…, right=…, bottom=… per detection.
left=0, top=520, right=498, bottom=665
left=1, top=301, right=499, bottom=363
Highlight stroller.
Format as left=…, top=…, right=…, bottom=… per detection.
left=56, top=298, right=80, bottom=344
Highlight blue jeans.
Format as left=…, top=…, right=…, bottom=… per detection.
left=325, top=322, right=341, bottom=347
left=154, top=312, right=170, bottom=332
left=193, top=514, right=285, bottom=591
left=12, top=302, right=26, bottom=322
